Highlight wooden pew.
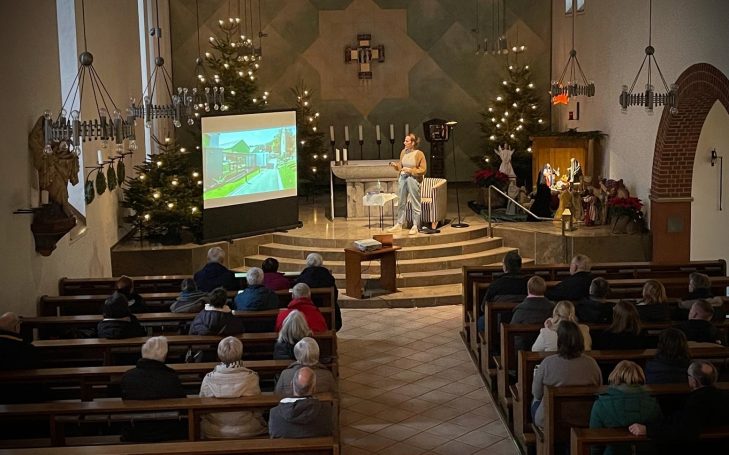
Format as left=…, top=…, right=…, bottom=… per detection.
left=511, top=346, right=729, bottom=454
left=570, top=426, right=729, bottom=455
left=38, top=288, right=336, bottom=317
left=0, top=393, right=337, bottom=448
left=21, top=307, right=336, bottom=340
left=540, top=383, right=729, bottom=455
left=2, top=437, right=339, bottom=454
left=0, top=360, right=335, bottom=402
left=32, top=331, right=338, bottom=368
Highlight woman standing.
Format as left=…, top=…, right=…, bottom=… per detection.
left=388, top=133, right=427, bottom=235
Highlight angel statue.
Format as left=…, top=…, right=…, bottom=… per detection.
left=495, top=144, right=516, bottom=178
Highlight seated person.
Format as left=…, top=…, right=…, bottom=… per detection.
left=275, top=337, right=337, bottom=397
left=532, top=321, right=602, bottom=428
left=194, top=246, right=239, bottom=292
left=121, top=336, right=186, bottom=442
left=678, top=272, right=725, bottom=319
left=545, top=254, right=594, bottom=302
left=511, top=276, right=554, bottom=352
left=630, top=361, right=729, bottom=454
left=170, top=278, right=209, bottom=313
left=590, top=361, right=662, bottom=455
left=635, top=280, right=671, bottom=323
left=189, top=288, right=244, bottom=336
left=678, top=300, right=721, bottom=344
left=576, top=277, right=614, bottom=324
left=233, top=267, right=279, bottom=311
left=275, top=283, right=328, bottom=333
left=274, top=310, right=313, bottom=360
left=0, top=312, right=38, bottom=370
left=295, top=253, right=342, bottom=331
left=97, top=292, right=146, bottom=339
left=199, top=337, right=267, bottom=439
left=115, top=275, right=147, bottom=313
left=593, top=301, right=650, bottom=350
left=269, top=367, right=333, bottom=438
left=646, top=328, right=691, bottom=384
left=532, top=300, right=591, bottom=352
left=262, top=257, right=291, bottom=291
left=477, top=251, right=530, bottom=332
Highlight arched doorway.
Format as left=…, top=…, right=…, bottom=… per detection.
left=650, top=63, right=729, bottom=263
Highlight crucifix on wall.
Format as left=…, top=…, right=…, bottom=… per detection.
left=344, top=34, right=385, bottom=79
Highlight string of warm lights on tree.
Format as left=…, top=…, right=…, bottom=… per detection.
left=293, top=84, right=328, bottom=186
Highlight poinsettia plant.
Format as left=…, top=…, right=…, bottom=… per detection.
left=473, top=168, right=510, bottom=188
left=607, top=196, right=645, bottom=224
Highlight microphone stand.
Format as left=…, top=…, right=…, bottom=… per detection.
left=449, top=122, right=469, bottom=228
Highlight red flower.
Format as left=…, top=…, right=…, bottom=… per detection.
left=474, top=168, right=510, bottom=187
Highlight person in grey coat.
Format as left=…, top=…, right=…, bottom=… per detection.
left=275, top=337, right=337, bottom=397
left=269, top=367, right=333, bottom=438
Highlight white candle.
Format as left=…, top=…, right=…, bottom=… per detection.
left=344, top=126, right=349, bottom=142
left=329, top=125, right=335, bottom=142
left=405, top=123, right=409, bottom=135
left=389, top=124, right=394, bottom=140
left=41, top=190, right=49, bottom=205
left=335, top=148, right=340, bottom=162
left=358, top=125, right=363, bottom=141
left=97, top=150, right=104, bottom=165
left=376, top=125, right=381, bottom=141
left=343, top=148, right=348, bottom=161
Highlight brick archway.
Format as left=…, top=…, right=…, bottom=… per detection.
left=650, top=63, right=729, bottom=262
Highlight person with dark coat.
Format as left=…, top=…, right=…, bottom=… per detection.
left=262, top=258, right=291, bottom=291
left=545, top=254, right=594, bottom=302
left=511, top=276, right=554, bottom=352
left=295, top=253, right=342, bottom=331
left=477, top=251, right=530, bottom=332
left=635, top=280, right=671, bottom=323
left=115, top=275, right=148, bottom=314
left=678, top=300, right=721, bottom=344
left=275, top=284, right=328, bottom=333
left=676, top=272, right=726, bottom=320
left=194, top=247, right=239, bottom=292
left=120, top=336, right=187, bottom=442
left=189, top=288, right=244, bottom=336
left=589, top=361, right=662, bottom=455
left=273, top=310, right=313, bottom=361
left=630, top=361, right=729, bottom=454
left=233, top=267, right=279, bottom=312
left=646, top=329, right=691, bottom=384
left=593, top=301, right=651, bottom=350
left=269, top=367, right=333, bottom=438
left=0, top=312, right=38, bottom=370
left=97, top=292, right=147, bottom=339
left=576, top=277, right=614, bottom=324
left=170, top=278, right=209, bottom=313
left=527, top=183, right=552, bottom=221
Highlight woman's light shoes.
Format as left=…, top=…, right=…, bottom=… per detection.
left=387, top=223, right=402, bottom=233
left=408, top=225, right=419, bottom=235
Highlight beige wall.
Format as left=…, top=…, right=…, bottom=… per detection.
left=0, top=0, right=146, bottom=315
left=551, top=0, right=729, bottom=208
left=691, top=101, right=729, bottom=264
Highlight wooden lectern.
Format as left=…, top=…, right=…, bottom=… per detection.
left=344, top=246, right=401, bottom=298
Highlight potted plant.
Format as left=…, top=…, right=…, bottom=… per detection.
left=474, top=168, right=511, bottom=208
left=607, top=196, right=645, bottom=233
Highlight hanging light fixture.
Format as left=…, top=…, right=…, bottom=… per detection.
left=618, top=0, right=677, bottom=114
left=189, top=0, right=226, bottom=117
left=42, top=0, right=136, bottom=159
left=550, top=1, right=595, bottom=103
left=473, top=0, right=481, bottom=55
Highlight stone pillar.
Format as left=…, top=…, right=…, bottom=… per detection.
left=650, top=197, right=692, bottom=263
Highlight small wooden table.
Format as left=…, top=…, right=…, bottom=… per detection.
left=344, top=246, right=401, bottom=298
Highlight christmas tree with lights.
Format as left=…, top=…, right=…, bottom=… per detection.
left=478, top=63, right=545, bottom=185
left=292, top=84, right=328, bottom=188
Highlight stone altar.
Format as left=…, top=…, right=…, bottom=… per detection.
left=330, top=160, right=399, bottom=220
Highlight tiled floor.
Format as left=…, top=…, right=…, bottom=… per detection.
left=338, top=306, right=519, bottom=455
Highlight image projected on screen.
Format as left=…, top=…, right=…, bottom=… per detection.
left=202, top=111, right=297, bottom=209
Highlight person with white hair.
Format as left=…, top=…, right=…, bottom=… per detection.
left=269, top=367, right=333, bottom=439
left=273, top=310, right=313, bottom=360
left=295, top=253, right=342, bottom=331
left=199, top=336, right=267, bottom=439
left=232, top=267, right=279, bottom=315
left=120, top=336, right=186, bottom=441
left=275, top=283, right=327, bottom=334
left=275, top=337, right=337, bottom=397
left=0, top=312, right=38, bottom=370
left=545, top=254, right=594, bottom=301
left=194, top=246, right=239, bottom=292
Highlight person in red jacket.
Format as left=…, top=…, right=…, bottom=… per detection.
left=275, top=283, right=328, bottom=333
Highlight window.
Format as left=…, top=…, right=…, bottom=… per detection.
left=565, top=0, right=585, bottom=15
